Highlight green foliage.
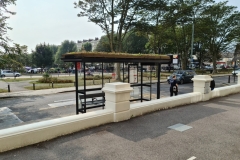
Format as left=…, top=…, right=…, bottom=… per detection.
left=122, top=31, right=148, bottom=53
left=95, top=35, right=112, bottom=52
left=82, top=75, right=112, bottom=80
left=32, top=43, right=53, bottom=68
left=54, top=40, right=77, bottom=67
left=195, top=69, right=207, bottom=74
left=38, top=77, right=73, bottom=83
left=49, top=45, right=59, bottom=58
left=42, top=73, right=50, bottom=79
left=82, top=43, right=92, bottom=52
left=0, top=0, right=17, bottom=55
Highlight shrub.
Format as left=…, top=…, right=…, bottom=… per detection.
left=195, top=69, right=207, bottom=74
left=42, top=73, right=50, bottom=79
left=82, top=75, right=112, bottom=80
left=38, top=77, right=73, bottom=83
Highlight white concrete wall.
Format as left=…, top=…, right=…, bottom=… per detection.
left=0, top=109, right=113, bottom=152
left=130, top=92, right=202, bottom=118
left=0, top=81, right=240, bottom=152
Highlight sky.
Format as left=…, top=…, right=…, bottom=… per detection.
left=6, top=0, right=240, bottom=52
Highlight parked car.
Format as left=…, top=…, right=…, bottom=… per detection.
left=232, top=69, right=240, bottom=76
left=167, top=70, right=197, bottom=84
left=27, top=68, right=38, bottom=74
left=162, top=65, right=174, bottom=70
left=173, top=65, right=180, bottom=70
left=204, top=65, right=213, bottom=70
left=0, top=70, right=21, bottom=77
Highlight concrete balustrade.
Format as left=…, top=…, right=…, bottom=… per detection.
left=1, top=79, right=240, bottom=153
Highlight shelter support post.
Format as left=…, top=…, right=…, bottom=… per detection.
left=83, top=62, right=86, bottom=113
left=75, top=62, right=79, bottom=115
left=102, top=62, right=104, bottom=87
left=157, top=63, right=161, bottom=99
left=141, top=63, right=143, bottom=102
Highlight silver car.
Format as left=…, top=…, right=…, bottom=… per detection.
left=0, top=70, right=21, bottom=77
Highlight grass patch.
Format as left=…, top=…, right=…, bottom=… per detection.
left=0, top=89, right=8, bottom=93
left=25, top=79, right=113, bottom=90
left=0, top=78, right=39, bottom=82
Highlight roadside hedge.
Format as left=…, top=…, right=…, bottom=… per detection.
left=38, top=77, right=73, bottom=83
left=82, top=75, right=112, bottom=80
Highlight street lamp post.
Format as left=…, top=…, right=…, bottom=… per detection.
left=190, top=20, right=194, bottom=66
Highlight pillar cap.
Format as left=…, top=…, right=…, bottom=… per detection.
left=192, top=75, right=212, bottom=82
left=102, top=82, right=133, bottom=93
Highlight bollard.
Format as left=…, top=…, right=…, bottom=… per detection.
left=52, top=82, right=54, bottom=88
left=33, top=83, right=35, bottom=90
left=228, top=75, right=230, bottom=83
left=8, top=84, right=10, bottom=92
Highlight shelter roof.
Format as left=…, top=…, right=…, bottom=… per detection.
left=61, top=52, right=171, bottom=64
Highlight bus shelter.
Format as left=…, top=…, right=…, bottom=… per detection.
left=61, top=52, right=172, bottom=114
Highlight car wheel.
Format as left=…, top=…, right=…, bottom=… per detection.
left=16, top=74, right=19, bottom=77
left=167, top=80, right=170, bottom=84
left=180, top=79, right=184, bottom=84
left=1, top=75, right=5, bottom=78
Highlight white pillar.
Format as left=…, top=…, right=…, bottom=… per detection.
left=192, top=75, right=212, bottom=101
left=102, top=82, right=133, bottom=122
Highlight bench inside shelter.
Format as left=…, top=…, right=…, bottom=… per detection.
left=78, top=88, right=105, bottom=113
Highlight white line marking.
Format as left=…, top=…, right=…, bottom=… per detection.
left=54, top=99, right=75, bottom=103
left=40, top=101, right=76, bottom=110
left=187, top=156, right=196, bottom=160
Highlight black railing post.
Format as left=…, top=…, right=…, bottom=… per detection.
left=8, top=84, right=10, bottom=92
left=52, top=82, right=53, bottom=88
left=157, top=63, right=161, bottom=99
left=228, top=75, right=230, bottom=83
left=33, top=83, right=35, bottom=90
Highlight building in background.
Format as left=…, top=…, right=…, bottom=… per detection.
left=77, top=37, right=99, bottom=51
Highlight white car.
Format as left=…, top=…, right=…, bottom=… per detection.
left=27, top=68, right=38, bottom=73
left=0, top=70, right=21, bottom=77
left=232, top=69, right=240, bottom=76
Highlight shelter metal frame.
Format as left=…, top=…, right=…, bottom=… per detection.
left=62, top=53, right=171, bottom=114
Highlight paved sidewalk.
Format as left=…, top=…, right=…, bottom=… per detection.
left=0, top=93, right=240, bottom=159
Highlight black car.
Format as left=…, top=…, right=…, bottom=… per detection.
left=167, top=70, right=197, bottom=84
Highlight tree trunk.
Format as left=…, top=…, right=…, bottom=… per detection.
left=212, top=51, right=217, bottom=74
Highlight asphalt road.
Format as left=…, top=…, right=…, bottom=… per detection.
left=0, top=75, right=237, bottom=130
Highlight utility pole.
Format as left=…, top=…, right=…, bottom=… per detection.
left=190, top=20, right=194, bottom=67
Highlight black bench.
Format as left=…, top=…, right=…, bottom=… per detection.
left=78, top=92, right=105, bottom=112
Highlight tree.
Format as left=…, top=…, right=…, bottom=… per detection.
left=32, top=43, right=53, bottom=68
left=49, top=44, right=59, bottom=63
left=55, top=40, right=77, bottom=68
left=0, top=0, right=16, bottom=53
left=83, top=42, right=92, bottom=51
left=95, top=35, right=115, bottom=52
left=198, top=2, right=240, bottom=73
left=74, top=0, right=146, bottom=80
left=0, top=0, right=24, bottom=69
left=122, top=31, right=148, bottom=53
